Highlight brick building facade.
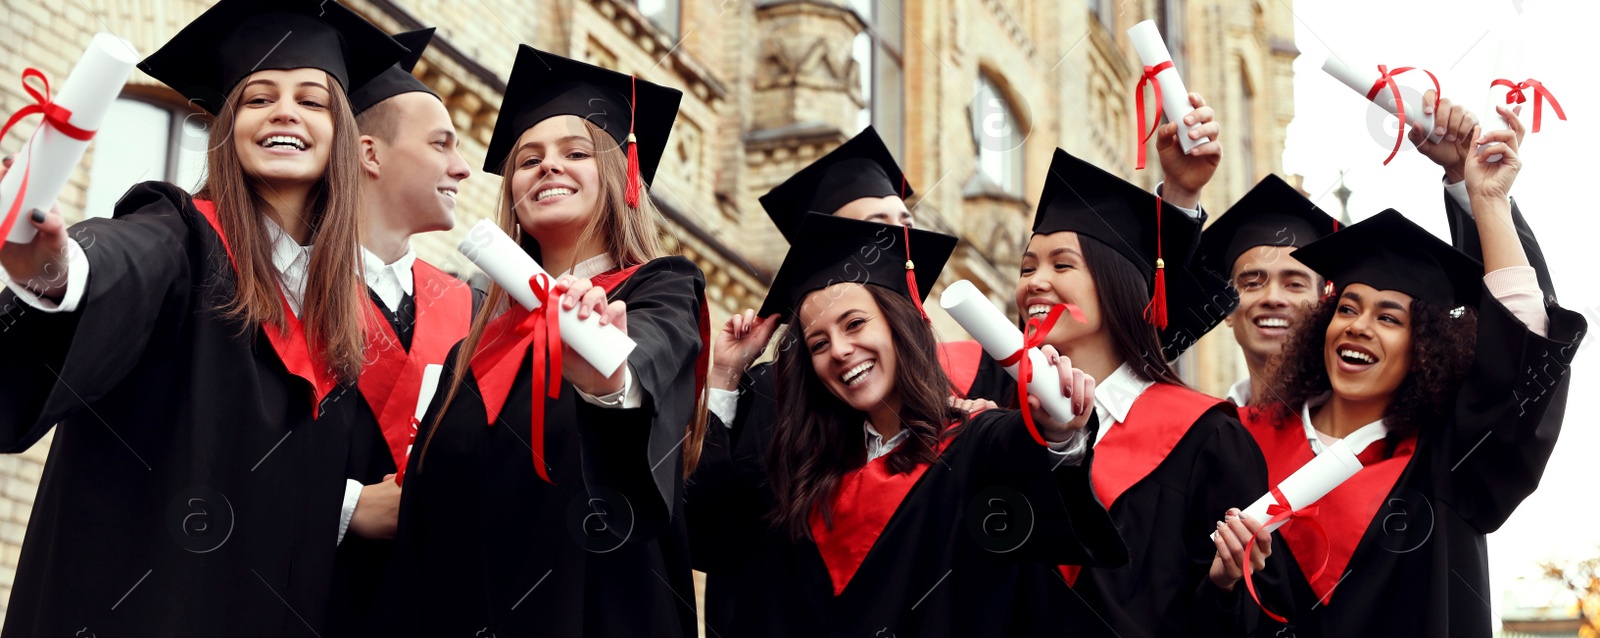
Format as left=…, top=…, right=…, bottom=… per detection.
left=0, top=0, right=1296, bottom=619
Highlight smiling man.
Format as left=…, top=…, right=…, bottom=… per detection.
left=1198, top=175, right=1339, bottom=406
left=331, top=26, right=476, bottom=635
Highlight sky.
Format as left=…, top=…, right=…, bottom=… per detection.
left=1283, top=0, right=1598, bottom=619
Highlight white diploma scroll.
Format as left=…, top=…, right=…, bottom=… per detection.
left=1213, top=422, right=1388, bottom=540
left=1481, top=35, right=1525, bottom=163
left=2, top=34, right=139, bottom=243
left=457, top=219, right=637, bottom=378
left=1321, top=53, right=1443, bottom=144
left=938, top=280, right=1075, bottom=424
left=1127, top=20, right=1208, bottom=154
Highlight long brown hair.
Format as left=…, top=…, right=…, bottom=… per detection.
left=1267, top=293, right=1477, bottom=454
left=422, top=119, right=709, bottom=476
left=195, top=72, right=367, bottom=383
left=1079, top=235, right=1186, bottom=386
left=767, top=284, right=967, bottom=541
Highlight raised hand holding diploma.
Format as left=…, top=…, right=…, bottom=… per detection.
left=1321, top=52, right=1443, bottom=164
left=0, top=157, right=71, bottom=301
left=1156, top=92, right=1222, bottom=209
left=1409, top=89, right=1487, bottom=182
left=1128, top=20, right=1209, bottom=169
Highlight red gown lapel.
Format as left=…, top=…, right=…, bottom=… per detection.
left=1240, top=406, right=1416, bottom=604
left=358, top=261, right=471, bottom=480
left=1060, top=383, right=1220, bottom=586
left=193, top=199, right=337, bottom=417
left=935, top=340, right=985, bottom=397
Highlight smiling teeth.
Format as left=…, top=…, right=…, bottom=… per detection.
left=439, top=189, right=457, bottom=200
left=1028, top=304, right=1051, bottom=318
left=262, top=135, right=306, bottom=150
left=1256, top=317, right=1289, bottom=328
left=537, top=187, right=574, bottom=201
left=841, top=361, right=874, bottom=385
left=1339, top=348, right=1375, bottom=364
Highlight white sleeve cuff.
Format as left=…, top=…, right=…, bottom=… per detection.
left=708, top=388, right=740, bottom=427
left=1045, top=428, right=1091, bottom=467
left=576, top=364, right=644, bottom=409
left=337, top=479, right=362, bottom=545
left=5, top=238, right=89, bottom=312
left=1443, top=177, right=1473, bottom=215
left=1154, top=181, right=1205, bottom=220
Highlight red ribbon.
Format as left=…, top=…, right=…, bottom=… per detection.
left=1134, top=61, right=1174, bottom=170
left=510, top=273, right=564, bottom=484
left=0, top=68, right=97, bottom=250
left=996, top=304, right=1074, bottom=446
left=1364, top=65, right=1440, bottom=166
left=1491, top=78, right=1566, bottom=133
left=1242, top=486, right=1330, bottom=624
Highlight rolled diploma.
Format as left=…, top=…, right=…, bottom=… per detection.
left=3, top=34, right=139, bottom=243
left=457, top=219, right=637, bottom=377
left=405, top=363, right=446, bottom=462
left=1127, top=21, right=1208, bottom=154
left=1210, top=439, right=1365, bottom=540
left=938, top=279, right=1075, bottom=424
left=1321, top=53, right=1443, bottom=144
left=1481, top=36, right=1525, bottom=163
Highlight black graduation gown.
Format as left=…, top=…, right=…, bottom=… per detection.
left=962, top=365, right=1267, bottom=638
left=1237, top=195, right=1585, bottom=638
left=0, top=182, right=362, bottom=637
left=692, top=407, right=1126, bottom=638
left=378, top=256, right=706, bottom=638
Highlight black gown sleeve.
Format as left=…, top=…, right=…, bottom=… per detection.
left=685, top=362, right=777, bottom=573
left=962, top=409, right=1129, bottom=569
left=0, top=182, right=196, bottom=451
left=1184, top=408, right=1271, bottom=637
left=573, top=256, right=706, bottom=530
left=1443, top=191, right=1557, bottom=301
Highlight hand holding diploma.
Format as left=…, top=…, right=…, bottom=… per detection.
left=1210, top=507, right=1270, bottom=592
left=1156, top=92, right=1222, bottom=210
left=1410, top=89, right=1491, bottom=182
left=1321, top=53, right=1443, bottom=164
left=1128, top=20, right=1210, bottom=170
left=0, top=157, right=71, bottom=301
left=1028, top=345, right=1097, bottom=439
left=551, top=273, right=630, bottom=396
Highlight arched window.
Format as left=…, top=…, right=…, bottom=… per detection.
left=972, top=73, right=1025, bottom=196
left=849, top=0, right=905, bottom=159
left=84, top=96, right=208, bottom=219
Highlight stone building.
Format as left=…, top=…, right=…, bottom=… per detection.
left=0, top=0, right=1296, bottom=618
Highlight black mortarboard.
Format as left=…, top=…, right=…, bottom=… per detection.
left=1031, top=148, right=1205, bottom=330
left=1292, top=209, right=1482, bottom=307
left=483, top=45, right=682, bottom=207
left=759, top=213, right=957, bottom=320
left=140, top=0, right=408, bottom=115
left=350, top=28, right=438, bottom=115
left=758, top=126, right=912, bottom=242
left=1199, top=175, right=1339, bottom=278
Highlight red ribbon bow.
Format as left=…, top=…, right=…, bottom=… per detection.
left=1491, top=78, right=1566, bottom=133
left=0, top=68, right=97, bottom=249
left=996, top=303, right=1085, bottom=446
left=1242, top=486, right=1331, bottom=623
left=510, top=273, right=564, bottom=483
left=1134, top=61, right=1174, bottom=170
left=1364, top=65, right=1440, bottom=166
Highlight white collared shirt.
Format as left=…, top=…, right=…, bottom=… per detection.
left=360, top=245, right=417, bottom=313
left=1225, top=377, right=1252, bottom=407
left=865, top=422, right=912, bottom=462
left=1298, top=393, right=1384, bottom=456
left=259, top=215, right=314, bottom=318
left=1090, top=363, right=1157, bottom=448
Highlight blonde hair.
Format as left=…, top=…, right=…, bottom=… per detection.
left=423, top=119, right=708, bottom=476
left=194, top=72, right=367, bottom=383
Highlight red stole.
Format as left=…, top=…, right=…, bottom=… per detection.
left=936, top=340, right=985, bottom=397
left=1240, top=407, right=1416, bottom=604
left=810, top=428, right=961, bottom=596
left=358, top=260, right=471, bottom=483
left=193, top=199, right=336, bottom=417
left=1060, top=383, right=1221, bottom=586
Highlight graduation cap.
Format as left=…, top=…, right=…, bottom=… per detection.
left=1292, top=209, right=1482, bottom=308
left=483, top=45, right=683, bottom=208
left=758, top=126, right=912, bottom=242
left=140, top=0, right=409, bottom=115
left=1199, top=175, right=1339, bottom=279
left=349, top=28, right=438, bottom=115
left=1031, top=148, right=1207, bottom=330
left=758, top=213, right=957, bottom=321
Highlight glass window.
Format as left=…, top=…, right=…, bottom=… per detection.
left=1238, top=64, right=1256, bottom=181
left=972, top=74, right=1025, bottom=196
left=849, top=0, right=906, bottom=160
left=1088, top=0, right=1117, bottom=33
left=636, top=0, right=680, bottom=38
left=84, top=97, right=208, bottom=219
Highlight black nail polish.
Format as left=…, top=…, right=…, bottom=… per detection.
left=30, top=209, right=45, bottom=223
left=2, top=154, right=13, bottom=164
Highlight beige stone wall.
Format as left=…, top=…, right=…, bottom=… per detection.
left=0, top=0, right=1295, bottom=621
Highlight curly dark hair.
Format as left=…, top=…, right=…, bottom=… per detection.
left=766, top=285, right=968, bottom=541
left=1266, top=293, right=1478, bottom=454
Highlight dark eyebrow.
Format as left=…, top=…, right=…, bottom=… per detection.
left=804, top=308, right=865, bottom=342
left=1377, top=299, right=1409, bottom=312
left=1235, top=268, right=1267, bottom=281
left=241, top=79, right=329, bottom=92
left=512, top=134, right=594, bottom=158
left=1023, top=246, right=1083, bottom=261
left=1341, top=291, right=1362, bottom=303
left=433, top=128, right=457, bottom=142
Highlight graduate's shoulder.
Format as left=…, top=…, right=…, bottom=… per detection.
left=108, top=180, right=202, bottom=221
left=628, top=255, right=707, bottom=284
left=412, top=258, right=470, bottom=292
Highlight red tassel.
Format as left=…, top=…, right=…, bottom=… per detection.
left=624, top=75, right=642, bottom=208
left=902, top=226, right=929, bottom=323
left=1143, top=196, right=1168, bottom=329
